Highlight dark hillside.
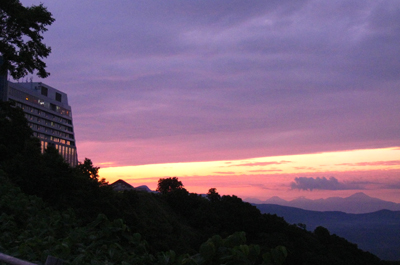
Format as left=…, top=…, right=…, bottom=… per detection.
left=0, top=103, right=392, bottom=264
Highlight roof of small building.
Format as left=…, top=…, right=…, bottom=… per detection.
left=110, top=179, right=134, bottom=191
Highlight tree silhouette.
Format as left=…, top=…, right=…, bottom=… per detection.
left=156, top=177, right=184, bottom=194
left=0, top=0, right=54, bottom=79
left=207, top=188, right=221, bottom=202
left=76, top=158, right=108, bottom=186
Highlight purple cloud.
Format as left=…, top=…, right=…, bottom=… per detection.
left=290, top=177, right=362, bottom=191
left=18, top=0, right=400, bottom=166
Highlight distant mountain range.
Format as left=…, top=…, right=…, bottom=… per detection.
left=246, top=192, right=400, bottom=213
left=253, top=204, right=400, bottom=261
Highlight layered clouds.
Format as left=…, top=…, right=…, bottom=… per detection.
left=19, top=0, right=400, bottom=166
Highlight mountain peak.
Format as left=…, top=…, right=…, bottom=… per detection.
left=347, top=192, right=373, bottom=200
left=265, top=196, right=287, bottom=203
left=269, top=196, right=284, bottom=200
left=291, top=196, right=312, bottom=202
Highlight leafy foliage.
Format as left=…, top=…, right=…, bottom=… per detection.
left=181, top=232, right=287, bottom=265
left=0, top=175, right=154, bottom=264
left=0, top=0, right=54, bottom=78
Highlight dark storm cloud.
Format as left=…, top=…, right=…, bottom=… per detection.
left=20, top=0, right=400, bottom=165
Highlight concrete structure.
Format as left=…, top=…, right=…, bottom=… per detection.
left=0, top=75, right=78, bottom=166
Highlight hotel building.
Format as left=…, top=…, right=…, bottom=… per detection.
left=0, top=77, right=78, bottom=166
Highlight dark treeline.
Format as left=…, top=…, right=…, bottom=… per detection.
left=0, top=101, right=396, bottom=265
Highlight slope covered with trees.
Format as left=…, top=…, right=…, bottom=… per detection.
left=0, top=101, right=393, bottom=265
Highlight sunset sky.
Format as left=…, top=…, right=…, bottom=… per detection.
left=18, top=0, right=400, bottom=202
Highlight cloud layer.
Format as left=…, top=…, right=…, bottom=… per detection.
left=290, top=177, right=361, bottom=191
left=19, top=0, right=400, bottom=166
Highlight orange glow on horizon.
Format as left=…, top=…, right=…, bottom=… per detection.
left=99, top=147, right=400, bottom=203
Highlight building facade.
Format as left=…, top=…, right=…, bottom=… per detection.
left=0, top=78, right=78, bottom=166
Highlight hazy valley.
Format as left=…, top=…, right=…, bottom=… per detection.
left=254, top=201, right=400, bottom=260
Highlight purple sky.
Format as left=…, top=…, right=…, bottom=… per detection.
left=20, top=0, right=400, bottom=167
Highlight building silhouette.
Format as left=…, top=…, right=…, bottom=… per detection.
left=0, top=74, right=78, bottom=166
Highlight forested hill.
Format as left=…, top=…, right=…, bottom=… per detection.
left=0, top=102, right=394, bottom=265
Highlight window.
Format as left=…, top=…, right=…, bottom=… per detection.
left=50, top=103, right=56, bottom=111
left=41, top=86, right=48, bottom=96
left=55, top=92, right=62, bottom=102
